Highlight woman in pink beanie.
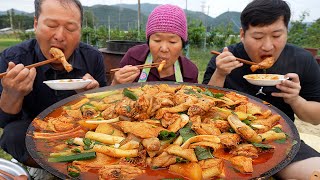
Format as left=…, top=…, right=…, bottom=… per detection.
left=111, top=4, right=198, bottom=85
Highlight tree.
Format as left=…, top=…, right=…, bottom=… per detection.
left=303, top=18, right=320, bottom=48
left=83, top=11, right=97, bottom=28
left=288, top=12, right=320, bottom=49
left=207, top=22, right=238, bottom=49
left=188, top=19, right=206, bottom=47
left=287, top=12, right=309, bottom=47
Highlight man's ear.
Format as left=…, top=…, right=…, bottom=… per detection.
left=240, top=28, right=245, bottom=43
left=33, top=16, right=38, bottom=32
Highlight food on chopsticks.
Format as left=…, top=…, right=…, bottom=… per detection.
left=49, top=47, right=73, bottom=72
left=157, top=60, right=166, bottom=72
left=250, top=57, right=275, bottom=72
left=31, top=84, right=293, bottom=179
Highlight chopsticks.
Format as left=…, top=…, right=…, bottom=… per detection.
left=110, top=62, right=161, bottom=73
left=0, top=56, right=62, bottom=79
left=211, top=50, right=257, bottom=65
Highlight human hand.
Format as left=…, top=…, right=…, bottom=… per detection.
left=0, top=62, right=36, bottom=114
left=111, top=65, right=140, bottom=85
left=82, top=73, right=100, bottom=90
left=1, top=62, right=36, bottom=98
left=215, top=47, right=243, bottom=77
left=272, top=73, right=301, bottom=105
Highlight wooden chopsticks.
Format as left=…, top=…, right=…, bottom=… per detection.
left=110, top=62, right=161, bottom=73
left=211, top=50, right=257, bottom=65
left=0, top=56, right=62, bottom=79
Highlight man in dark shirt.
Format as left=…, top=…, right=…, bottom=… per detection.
left=203, top=0, right=320, bottom=179
left=0, top=0, right=106, bottom=167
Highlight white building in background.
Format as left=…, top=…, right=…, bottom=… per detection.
left=0, top=27, right=13, bottom=34
left=25, top=28, right=34, bottom=33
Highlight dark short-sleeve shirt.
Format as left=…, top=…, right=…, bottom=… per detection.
left=0, top=39, right=107, bottom=127
left=203, top=42, right=320, bottom=120
left=120, top=44, right=198, bottom=83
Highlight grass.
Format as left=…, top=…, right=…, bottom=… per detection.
left=0, top=128, right=13, bottom=160
left=0, top=38, right=21, bottom=52
left=189, top=46, right=213, bottom=83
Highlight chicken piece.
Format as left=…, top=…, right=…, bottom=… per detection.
left=251, top=114, right=281, bottom=133
left=167, top=114, right=189, bottom=133
left=151, top=152, right=177, bottom=167
left=234, top=104, right=247, bottom=113
left=101, top=104, right=118, bottom=119
left=224, top=92, right=248, bottom=105
left=134, top=94, right=155, bottom=120
left=115, top=121, right=165, bottom=139
left=142, top=138, right=161, bottom=151
left=218, top=132, right=241, bottom=147
left=230, top=144, right=259, bottom=158
left=246, top=102, right=263, bottom=115
left=209, top=120, right=231, bottom=132
left=49, top=47, right=73, bottom=72
left=206, top=107, right=231, bottom=121
left=230, top=156, right=253, bottom=173
left=99, top=165, right=145, bottom=180
left=65, top=109, right=83, bottom=119
left=155, top=84, right=179, bottom=94
left=250, top=56, right=275, bottom=72
left=227, top=115, right=262, bottom=143
left=119, top=150, right=147, bottom=167
left=173, top=86, right=199, bottom=105
left=155, top=98, right=195, bottom=119
left=47, top=116, right=75, bottom=132
left=161, top=113, right=180, bottom=127
left=32, top=118, right=51, bottom=131
left=188, top=98, right=216, bottom=116
left=190, top=115, right=202, bottom=124
left=52, top=121, right=74, bottom=132
left=114, top=98, right=136, bottom=118
left=141, top=85, right=160, bottom=95
left=166, top=144, right=198, bottom=162
left=191, top=123, right=221, bottom=136
left=155, top=92, right=175, bottom=107
left=73, top=152, right=118, bottom=172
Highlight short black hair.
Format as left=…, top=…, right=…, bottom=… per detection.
left=241, top=0, right=291, bottom=32
left=34, top=0, right=83, bottom=26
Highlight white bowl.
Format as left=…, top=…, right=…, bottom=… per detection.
left=43, top=79, right=92, bottom=90
left=243, top=74, right=287, bottom=86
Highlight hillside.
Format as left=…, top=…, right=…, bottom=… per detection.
left=0, top=3, right=242, bottom=32
left=116, top=3, right=241, bottom=32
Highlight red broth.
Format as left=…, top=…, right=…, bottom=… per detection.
left=31, top=88, right=295, bottom=180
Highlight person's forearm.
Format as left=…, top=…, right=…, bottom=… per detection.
left=290, top=96, right=320, bottom=125
left=207, top=71, right=226, bottom=87
left=0, top=91, right=24, bottom=114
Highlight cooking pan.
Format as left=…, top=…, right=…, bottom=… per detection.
left=25, top=81, right=300, bottom=179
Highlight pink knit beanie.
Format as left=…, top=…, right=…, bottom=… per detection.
left=146, top=4, right=188, bottom=42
